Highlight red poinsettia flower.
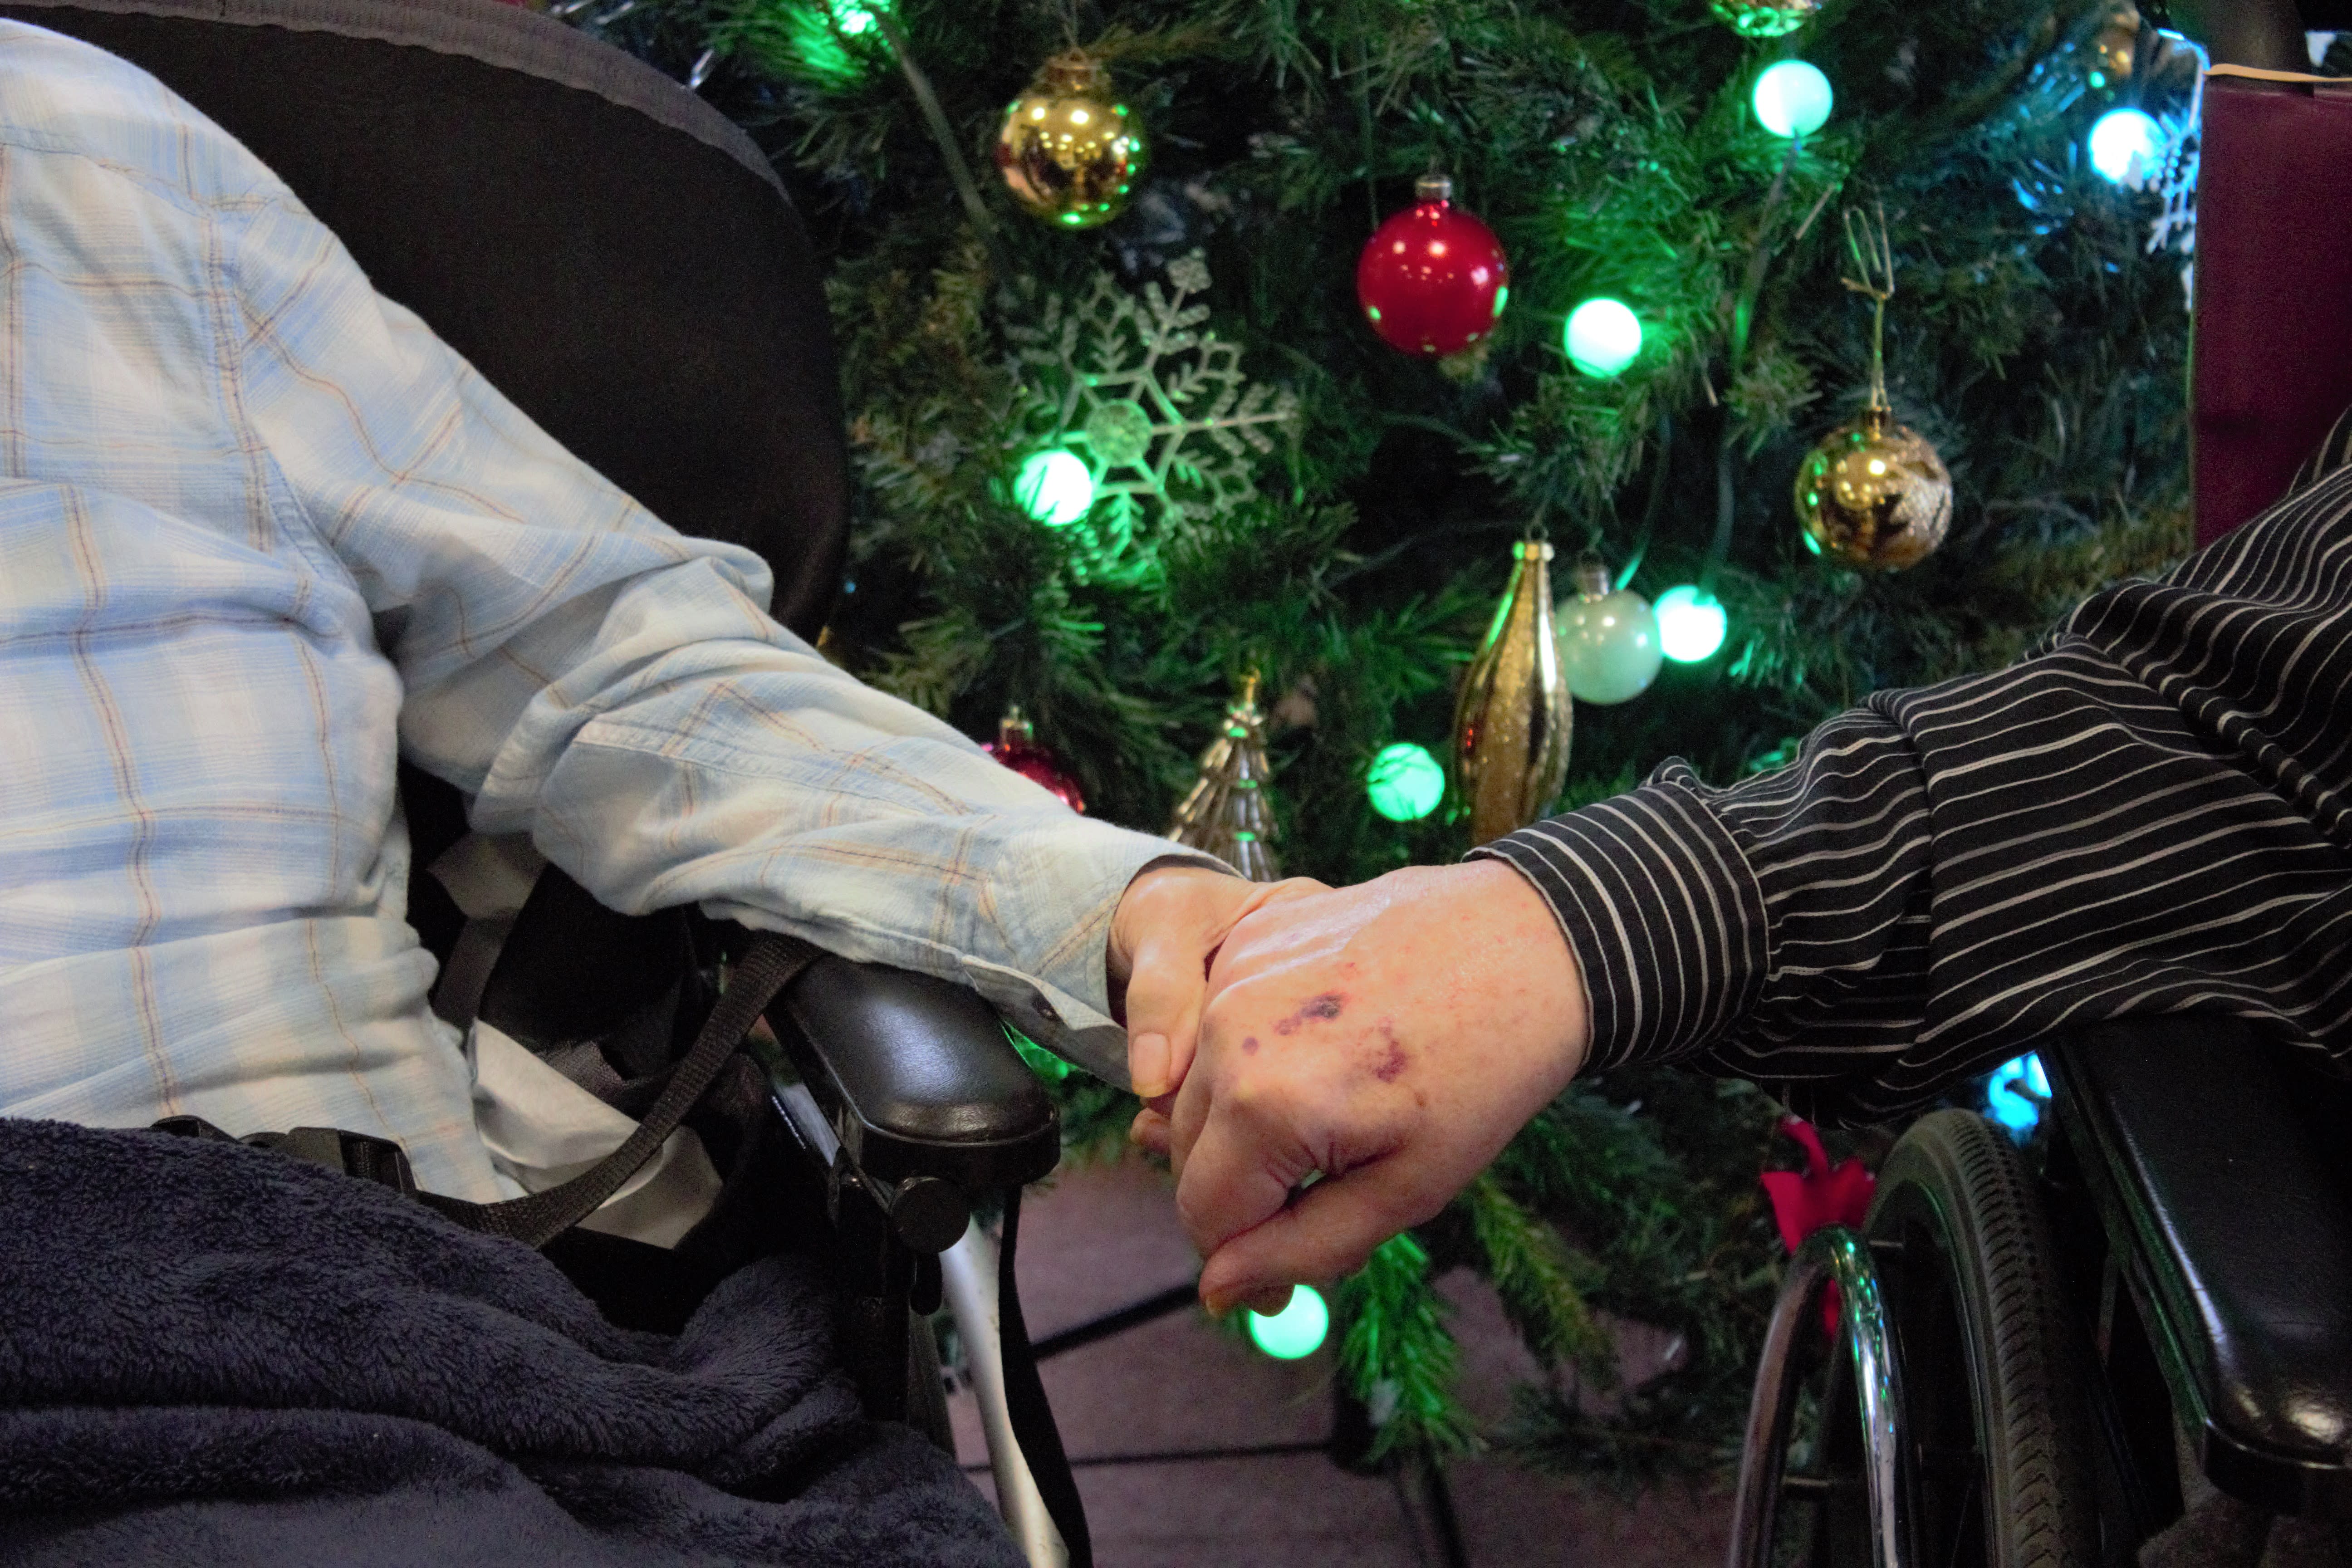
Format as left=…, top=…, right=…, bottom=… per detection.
left=1759, top=1116, right=1876, bottom=1339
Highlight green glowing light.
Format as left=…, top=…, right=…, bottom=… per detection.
left=1002, top=1023, right=1071, bottom=1083
left=1752, top=60, right=1833, bottom=139
left=775, top=0, right=896, bottom=87
left=1013, top=449, right=1095, bottom=526
left=1655, top=584, right=1729, bottom=662
left=1366, top=742, right=1446, bottom=822
left=1563, top=297, right=1643, bottom=378
left=1246, top=1284, right=1330, bottom=1360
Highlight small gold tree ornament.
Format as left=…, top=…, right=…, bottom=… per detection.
left=1167, top=673, right=1282, bottom=880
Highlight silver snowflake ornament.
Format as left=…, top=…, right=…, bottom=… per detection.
left=1009, top=250, right=1298, bottom=533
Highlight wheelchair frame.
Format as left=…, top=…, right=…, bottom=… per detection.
left=1729, top=1022, right=2352, bottom=1568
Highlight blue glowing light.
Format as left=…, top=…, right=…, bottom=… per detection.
left=1985, top=1054, right=2052, bottom=1137
left=2088, top=108, right=2162, bottom=185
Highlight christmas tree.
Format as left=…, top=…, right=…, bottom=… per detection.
left=561, top=0, right=2199, bottom=1478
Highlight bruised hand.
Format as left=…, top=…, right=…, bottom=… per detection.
left=1137, top=861, right=1589, bottom=1315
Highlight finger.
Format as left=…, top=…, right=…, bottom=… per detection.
left=1170, top=1099, right=1317, bottom=1261
left=1240, top=1284, right=1293, bottom=1318
left=1128, top=1106, right=1172, bottom=1156
left=1196, top=1158, right=1439, bottom=1315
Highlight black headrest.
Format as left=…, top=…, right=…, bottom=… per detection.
left=0, top=0, right=846, bottom=638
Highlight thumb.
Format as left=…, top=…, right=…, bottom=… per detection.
left=1123, top=926, right=1206, bottom=1100
left=1121, top=872, right=1328, bottom=1098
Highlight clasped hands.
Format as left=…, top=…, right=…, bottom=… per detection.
left=1107, top=862, right=1589, bottom=1317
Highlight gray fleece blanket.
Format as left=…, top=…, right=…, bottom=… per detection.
left=0, top=1118, right=1021, bottom=1567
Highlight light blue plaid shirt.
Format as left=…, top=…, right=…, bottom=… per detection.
left=0, top=21, right=1200, bottom=1200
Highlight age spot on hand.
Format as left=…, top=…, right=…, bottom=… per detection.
left=1272, top=992, right=1348, bottom=1036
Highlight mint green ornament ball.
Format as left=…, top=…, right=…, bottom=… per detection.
left=1559, top=587, right=1663, bottom=704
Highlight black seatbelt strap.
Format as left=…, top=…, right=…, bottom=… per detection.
left=995, top=1186, right=1094, bottom=1568
left=418, top=931, right=819, bottom=1249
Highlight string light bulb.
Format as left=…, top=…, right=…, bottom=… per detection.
left=1752, top=60, right=1833, bottom=139
left=1366, top=742, right=1446, bottom=821
left=1013, top=449, right=1095, bottom=526
left=2088, top=107, right=2161, bottom=184
left=1564, top=298, right=1644, bottom=378
left=1654, top=584, right=1729, bottom=662
left=1246, top=1284, right=1330, bottom=1359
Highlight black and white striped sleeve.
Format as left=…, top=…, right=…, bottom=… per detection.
left=1475, top=469, right=2352, bottom=1126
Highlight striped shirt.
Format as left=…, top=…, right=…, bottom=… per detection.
left=1481, top=466, right=2352, bottom=1125
left=0, top=21, right=1207, bottom=1199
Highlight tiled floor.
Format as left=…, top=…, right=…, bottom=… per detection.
left=948, top=1155, right=1731, bottom=1567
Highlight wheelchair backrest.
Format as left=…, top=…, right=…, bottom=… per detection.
left=0, top=0, right=849, bottom=639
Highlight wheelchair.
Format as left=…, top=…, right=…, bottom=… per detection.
left=1726, top=40, right=2352, bottom=1568
left=0, top=2, right=1092, bottom=1563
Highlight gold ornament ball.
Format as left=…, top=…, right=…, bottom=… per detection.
left=1707, top=0, right=1819, bottom=39
left=995, top=55, right=1147, bottom=230
left=2089, top=2, right=2140, bottom=89
left=1793, top=407, right=1953, bottom=571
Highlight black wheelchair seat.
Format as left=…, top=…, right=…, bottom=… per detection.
left=2048, top=1019, right=2352, bottom=1519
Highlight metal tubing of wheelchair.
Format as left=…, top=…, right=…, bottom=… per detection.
left=1725, top=1226, right=1909, bottom=1568
left=941, top=1219, right=1069, bottom=1568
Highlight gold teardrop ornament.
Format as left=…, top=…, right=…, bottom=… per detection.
left=1450, top=539, right=1573, bottom=846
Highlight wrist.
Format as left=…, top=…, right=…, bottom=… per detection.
left=1451, top=858, right=1591, bottom=1088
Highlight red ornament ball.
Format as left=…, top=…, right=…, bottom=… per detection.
left=985, top=706, right=1086, bottom=814
left=1356, top=174, right=1510, bottom=358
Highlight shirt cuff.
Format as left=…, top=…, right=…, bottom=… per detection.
left=970, top=821, right=1237, bottom=1087
left=1469, top=767, right=1769, bottom=1073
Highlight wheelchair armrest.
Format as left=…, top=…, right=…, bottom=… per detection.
left=765, top=952, right=1062, bottom=1201
left=2048, top=1019, right=2352, bottom=1517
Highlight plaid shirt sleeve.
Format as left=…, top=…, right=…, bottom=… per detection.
left=226, top=167, right=1222, bottom=1084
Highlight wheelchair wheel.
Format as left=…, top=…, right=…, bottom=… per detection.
left=1863, top=1109, right=2096, bottom=1568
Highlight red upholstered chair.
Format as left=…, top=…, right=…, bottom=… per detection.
left=2194, top=74, right=2352, bottom=545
